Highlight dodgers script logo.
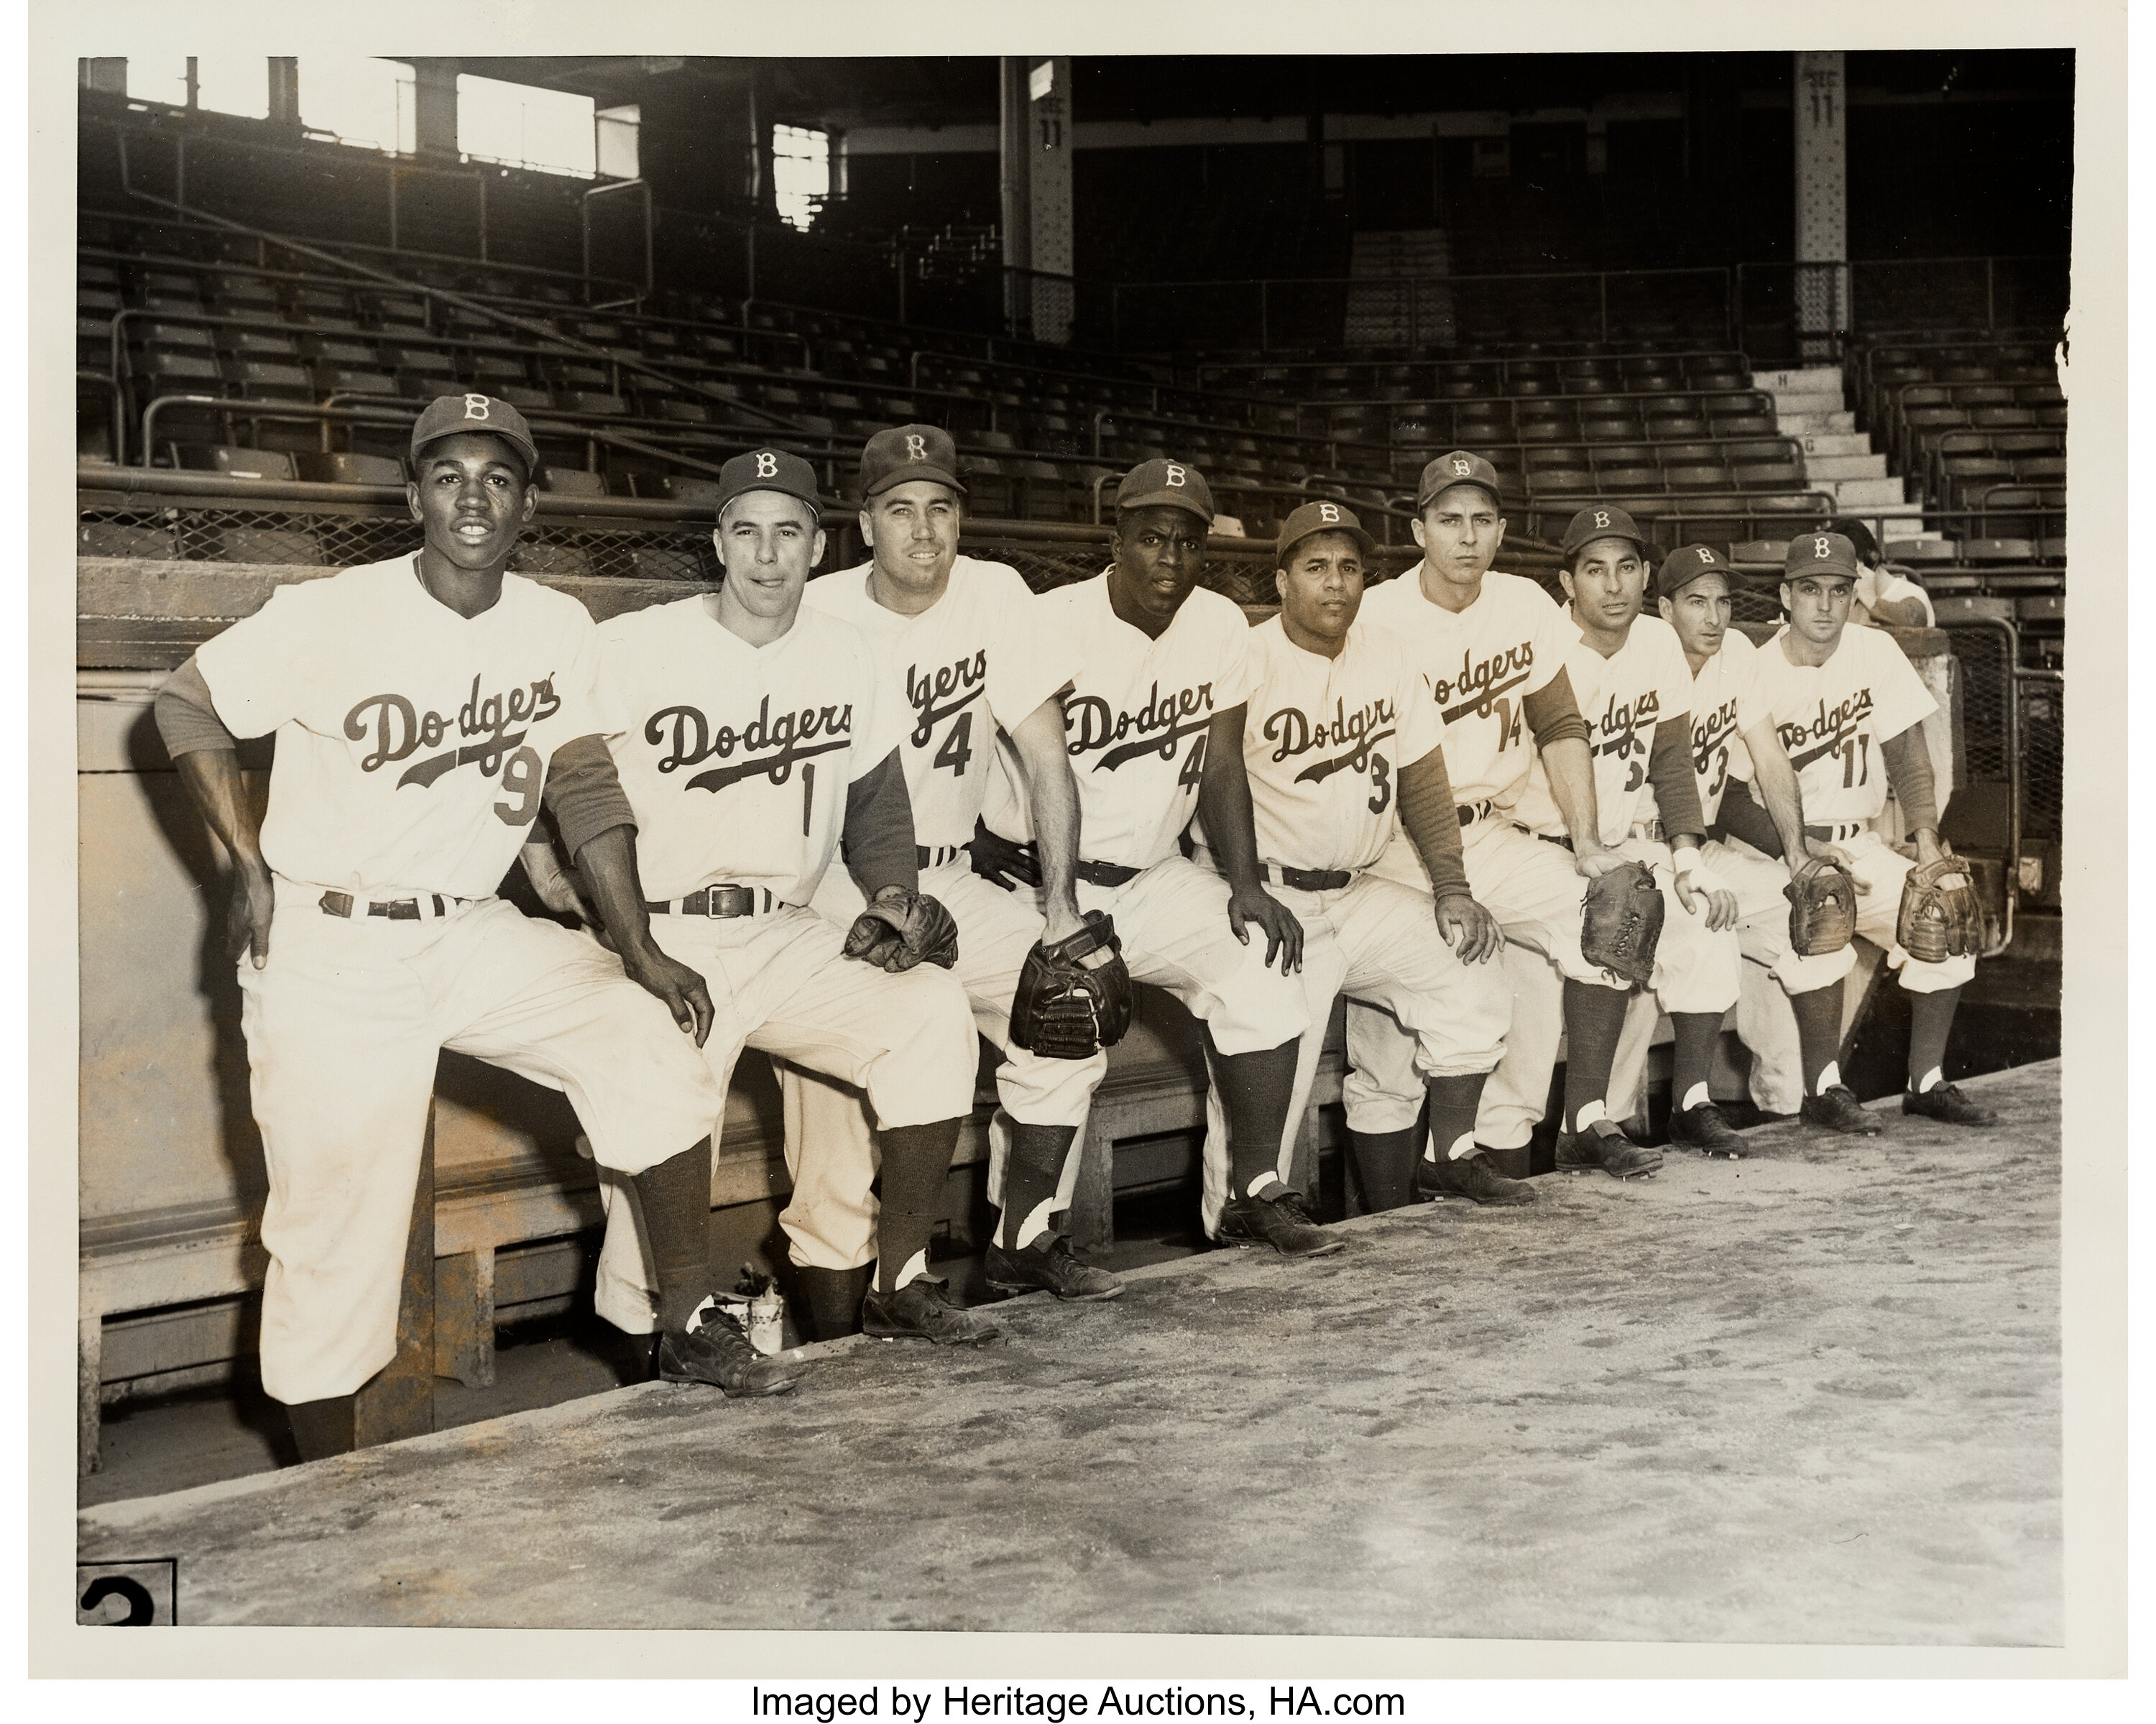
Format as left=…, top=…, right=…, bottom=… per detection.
left=1266, top=696, right=1396, bottom=785
left=907, top=650, right=987, bottom=749
left=1690, top=693, right=1743, bottom=774
left=1778, top=688, right=1877, bottom=770
left=647, top=694, right=855, bottom=793
left=1590, top=686, right=1661, bottom=767
left=1066, top=680, right=1215, bottom=772
left=1430, top=642, right=1534, bottom=725
left=344, top=673, right=559, bottom=826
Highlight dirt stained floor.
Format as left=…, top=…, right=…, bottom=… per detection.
left=78, top=1061, right=2060, bottom=1643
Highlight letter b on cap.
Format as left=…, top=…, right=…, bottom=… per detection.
left=463, top=394, right=490, bottom=421
left=1318, top=503, right=1340, bottom=522
left=756, top=451, right=778, bottom=478
left=1812, top=535, right=1831, bottom=558
left=1696, top=546, right=1715, bottom=564
left=1452, top=457, right=1471, bottom=476
left=1164, top=463, right=1186, bottom=487
left=905, top=433, right=926, bottom=461
left=1593, top=510, right=1611, bottom=529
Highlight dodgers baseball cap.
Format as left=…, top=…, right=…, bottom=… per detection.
left=1657, top=543, right=1738, bottom=599
left=859, top=423, right=967, bottom=499
left=411, top=392, right=540, bottom=477
left=712, top=447, right=824, bottom=522
left=1115, top=457, right=1215, bottom=523
left=1784, top=531, right=1864, bottom=581
left=1561, top=504, right=1652, bottom=561
left=1276, top=499, right=1375, bottom=567
left=1415, top=450, right=1505, bottom=512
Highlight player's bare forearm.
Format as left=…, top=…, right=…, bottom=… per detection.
left=160, top=661, right=276, bottom=967
left=1009, top=694, right=1086, bottom=944
left=520, top=833, right=594, bottom=922
left=1539, top=736, right=1621, bottom=874
left=1743, top=718, right=1813, bottom=865
left=1197, top=706, right=1303, bottom=972
left=573, top=824, right=714, bottom=1046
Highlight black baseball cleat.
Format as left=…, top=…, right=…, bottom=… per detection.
left=1800, top=1084, right=1884, bottom=1135
left=1902, top=1082, right=1999, bottom=1128
left=1418, top=1148, right=1537, bottom=1205
left=984, top=1234, right=1125, bottom=1301
left=1556, top=1120, right=1663, bottom=1180
left=1219, top=1190, right=1345, bottom=1258
left=862, top=1276, right=1003, bottom=1345
left=655, top=1306, right=803, bottom=1397
left=1667, top=1101, right=1746, bottom=1158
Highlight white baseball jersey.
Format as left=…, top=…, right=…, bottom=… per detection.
left=1042, top=571, right=1254, bottom=870
left=1685, top=625, right=1770, bottom=826
left=1511, top=611, right=1693, bottom=845
left=1358, top=566, right=1574, bottom=809
left=1235, top=615, right=1446, bottom=875
left=803, top=556, right=1076, bottom=849
left=1752, top=622, right=1938, bottom=827
left=193, top=553, right=602, bottom=899
left=593, top=597, right=898, bottom=903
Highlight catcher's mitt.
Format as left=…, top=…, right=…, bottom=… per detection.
left=1896, top=853, right=1983, bottom=965
left=842, top=885, right=960, bottom=973
left=1784, top=857, right=1858, bottom=957
left=1580, top=860, right=1665, bottom=988
left=1008, top=911, right=1133, bottom=1060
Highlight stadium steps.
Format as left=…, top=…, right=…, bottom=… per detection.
left=1756, top=364, right=1934, bottom=543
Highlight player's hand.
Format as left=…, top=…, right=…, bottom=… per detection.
left=1227, top=884, right=1303, bottom=974
left=619, top=939, right=716, bottom=1048
left=1912, top=829, right=1947, bottom=869
left=1803, top=836, right=1871, bottom=891
left=520, top=841, right=596, bottom=924
left=1434, top=891, right=1503, bottom=964
left=227, top=854, right=275, bottom=969
left=1571, top=840, right=1629, bottom=880
left=1672, top=852, right=1742, bottom=933
left=968, top=822, right=1041, bottom=891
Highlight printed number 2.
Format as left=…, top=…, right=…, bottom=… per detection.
left=934, top=711, right=975, bottom=776
left=492, top=746, right=542, bottom=827
left=1367, top=750, right=1392, bottom=815
left=1838, top=734, right=1870, bottom=788
left=1178, top=733, right=1208, bottom=788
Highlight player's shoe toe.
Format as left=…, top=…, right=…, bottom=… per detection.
left=1218, top=1191, right=1345, bottom=1257
left=655, top=1310, right=803, bottom=1397
left=1556, top=1121, right=1663, bottom=1180
left=862, top=1277, right=1003, bottom=1345
left=1902, top=1082, right=1999, bottom=1128
left=1417, top=1148, right=1537, bottom=1205
left=1800, top=1084, right=1884, bottom=1135
left=1667, top=1101, right=1747, bottom=1158
left=984, top=1235, right=1125, bottom=1301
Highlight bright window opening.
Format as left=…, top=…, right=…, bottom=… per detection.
left=194, top=55, right=270, bottom=120
left=457, top=73, right=596, bottom=178
left=299, top=56, right=415, bottom=156
left=772, top=125, right=829, bottom=231
left=124, top=55, right=190, bottom=109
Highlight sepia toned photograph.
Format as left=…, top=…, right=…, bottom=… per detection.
left=35, top=1, right=2124, bottom=1675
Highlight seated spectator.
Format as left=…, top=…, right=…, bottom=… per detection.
left=1826, top=517, right=1936, bottom=630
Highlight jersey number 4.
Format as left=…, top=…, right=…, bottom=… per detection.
left=1178, top=733, right=1208, bottom=789
left=934, top=711, right=975, bottom=776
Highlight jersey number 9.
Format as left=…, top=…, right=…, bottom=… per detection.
left=492, top=746, right=543, bottom=827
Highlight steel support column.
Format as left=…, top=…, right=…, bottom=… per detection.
left=1793, top=50, right=1848, bottom=361
left=1000, top=56, right=1074, bottom=344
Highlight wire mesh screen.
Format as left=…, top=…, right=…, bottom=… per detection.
left=973, top=534, right=1425, bottom=607
left=2018, top=677, right=2062, bottom=843
left=1942, top=621, right=2014, bottom=783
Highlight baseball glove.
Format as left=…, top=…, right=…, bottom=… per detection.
left=1896, top=853, right=1984, bottom=965
left=842, top=885, right=961, bottom=973
left=1784, top=857, right=1858, bottom=957
left=1580, top=860, right=1665, bottom=988
left=1009, top=911, right=1133, bottom=1059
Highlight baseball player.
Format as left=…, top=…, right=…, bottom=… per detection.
left=1825, top=515, right=1936, bottom=630
left=1742, top=533, right=1996, bottom=1125
left=770, top=424, right=1123, bottom=1337
left=1498, top=506, right=1744, bottom=1158
left=560, top=446, right=1002, bottom=1347
left=1604, top=544, right=1878, bottom=1140
left=1345, top=454, right=1657, bottom=1188
left=152, top=394, right=792, bottom=1462
left=971, top=460, right=1322, bottom=1253
left=1192, top=502, right=1511, bottom=1227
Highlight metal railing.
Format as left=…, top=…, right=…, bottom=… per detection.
left=1735, top=256, right=2068, bottom=363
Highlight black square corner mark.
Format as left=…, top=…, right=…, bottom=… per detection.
left=75, top=1557, right=179, bottom=1626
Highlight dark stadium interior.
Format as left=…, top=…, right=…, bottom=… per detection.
left=73, top=47, right=2065, bottom=1592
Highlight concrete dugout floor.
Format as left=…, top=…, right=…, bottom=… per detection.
left=78, top=1061, right=2059, bottom=1644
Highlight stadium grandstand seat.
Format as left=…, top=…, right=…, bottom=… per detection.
left=542, top=469, right=609, bottom=498
left=295, top=452, right=405, bottom=486
left=169, top=444, right=295, bottom=481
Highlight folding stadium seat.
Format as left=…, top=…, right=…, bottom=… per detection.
left=1524, top=444, right=1589, bottom=472
left=1600, top=466, right=1664, bottom=492
left=2036, top=538, right=2068, bottom=564
left=1731, top=540, right=1790, bottom=568
left=138, top=350, right=225, bottom=388
left=223, top=328, right=302, bottom=359
left=550, top=364, right=614, bottom=391
left=540, top=469, right=609, bottom=498
left=170, top=444, right=295, bottom=480
left=1941, top=456, right=2014, bottom=505
left=217, top=527, right=327, bottom=565
left=1711, top=412, right=1779, bottom=439
left=234, top=361, right=314, bottom=402
left=1732, top=461, right=1805, bottom=489
left=1580, top=416, right=1639, bottom=443
left=964, top=461, right=1018, bottom=517
left=558, top=391, right=629, bottom=416
left=2036, top=405, right=2068, bottom=430
left=295, top=452, right=405, bottom=486
left=1884, top=539, right=1958, bottom=565
left=1959, top=538, right=2037, bottom=563
left=1664, top=464, right=1731, bottom=492
left=1530, top=469, right=1596, bottom=497
left=79, top=522, right=177, bottom=559
left=1937, top=365, right=1994, bottom=384
left=139, top=271, right=201, bottom=299
left=394, top=347, right=458, bottom=379
left=1647, top=415, right=1710, bottom=441
left=1976, top=487, right=2042, bottom=540
left=2016, top=456, right=2067, bottom=484
left=323, top=369, right=403, bottom=398
left=650, top=400, right=712, bottom=426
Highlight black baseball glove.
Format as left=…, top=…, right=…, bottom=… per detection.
left=842, top=885, right=961, bottom=973
left=1580, top=860, right=1665, bottom=989
left=1784, top=856, right=1858, bottom=957
left=1008, top=911, right=1133, bottom=1060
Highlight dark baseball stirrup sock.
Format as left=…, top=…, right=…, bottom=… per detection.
left=796, top=1264, right=872, bottom=1340
left=1424, top=1072, right=1488, bottom=1168
left=1905, top=986, right=1963, bottom=1094
left=1560, top=979, right=1631, bottom=1133
left=875, top=1119, right=961, bottom=1293
left=285, top=1394, right=356, bottom=1462
left=998, top=1123, right=1079, bottom=1250
left=1213, top=1038, right=1301, bottom=1200
left=1789, top=979, right=1846, bottom=1097
left=630, top=1138, right=717, bottom=1334
left=1669, top=1013, right=1725, bottom=1114
left=1347, top=1128, right=1420, bottom=1212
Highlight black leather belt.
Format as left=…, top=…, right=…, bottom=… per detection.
left=1457, top=800, right=1496, bottom=827
left=1073, top=858, right=1142, bottom=888
left=321, top=890, right=461, bottom=921
left=916, top=844, right=967, bottom=869
left=645, top=885, right=778, bottom=918
left=1536, top=831, right=1575, bottom=852
left=1259, top=862, right=1355, bottom=892
left=1805, top=822, right=1866, bottom=842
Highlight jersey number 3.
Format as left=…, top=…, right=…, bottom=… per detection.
left=1367, top=750, right=1392, bottom=815
left=934, top=711, right=975, bottom=776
